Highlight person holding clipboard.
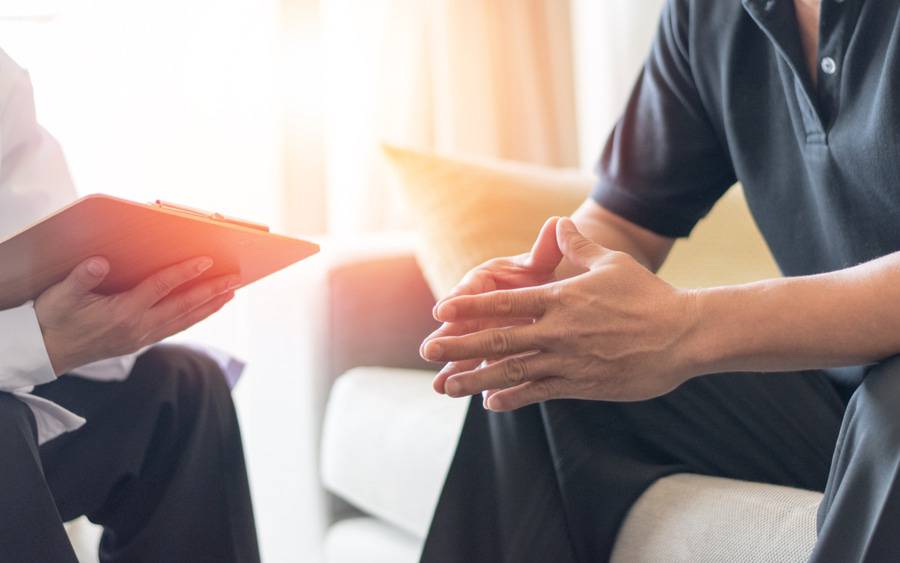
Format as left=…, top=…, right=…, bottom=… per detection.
left=0, top=49, right=263, bottom=562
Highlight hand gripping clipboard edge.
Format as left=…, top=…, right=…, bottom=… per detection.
left=0, top=194, right=320, bottom=310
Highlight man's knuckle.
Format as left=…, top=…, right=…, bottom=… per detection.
left=542, top=323, right=566, bottom=346
left=572, top=237, right=595, bottom=253
left=548, top=284, right=565, bottom=304
left=116, top=307, right=140, bottom=329
left=503, top=357, right=528, bottom=384
left=175, top=296, right=194, bottom=316
left=605, top=250, right=631, bottom=266
left=487, top=330, right=510, bottom=355
left=493, top=293, right=514, bottom=315
left=533, top=289, right=552, bottom=311
left=151, top=275, right=173, bottom=297
left=536, top=378, right=561, bottom=400
left=555, top=284, right=578, bottom=307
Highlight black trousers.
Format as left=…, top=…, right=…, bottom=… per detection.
left=421, top=358, right=900, bottom=562
left=0, top=345, right=260, bottom=563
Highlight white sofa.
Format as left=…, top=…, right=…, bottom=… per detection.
left=316, top=242, right=824, bottom=563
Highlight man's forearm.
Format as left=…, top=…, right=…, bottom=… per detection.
left=688, top=251, right=900, bottom=375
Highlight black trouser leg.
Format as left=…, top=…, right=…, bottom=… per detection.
left=33, top=345, right=260, bottom=563
left=813, top=355, right=900, bottom=563
left=421, top=370, right=846, bottom=563
left=0, top=393, right=79, bottom=562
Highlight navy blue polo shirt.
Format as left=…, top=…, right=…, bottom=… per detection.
left=592, top=0, right=900, bottom=278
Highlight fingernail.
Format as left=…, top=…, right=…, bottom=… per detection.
left=420, top=338, right=435, bottom=360
left=423, top=341, right=442, bottom=361
left=445, top=379, right=461, bottom=397
left=86, top=258, right=107, bottom=277
left=436, top=303, right=455, bottom=321
left=197, top=258, right=214, bottom=273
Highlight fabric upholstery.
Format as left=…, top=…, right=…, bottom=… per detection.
left=320, top=367, right=468, bottom=538
left=610, top=473, right=821, bottom=563
left=326, top=252, right=438, bottom=378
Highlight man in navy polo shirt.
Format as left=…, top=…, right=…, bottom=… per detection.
left=420, top=1, right=900, bottom=561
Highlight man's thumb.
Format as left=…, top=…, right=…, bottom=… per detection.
left=556, top=217, right=607, bottom=268
left=62, top=257, right=109, bottom=295
left=526, top=216, right=564, bottom=271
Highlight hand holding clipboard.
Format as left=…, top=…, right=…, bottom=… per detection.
left=0, top=194, right=319, bottom=374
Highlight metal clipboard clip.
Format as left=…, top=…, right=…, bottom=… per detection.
left=153, top=200, right=270, bottom=233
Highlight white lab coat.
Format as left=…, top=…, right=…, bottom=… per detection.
left=0, top=48, right=242, bottom=444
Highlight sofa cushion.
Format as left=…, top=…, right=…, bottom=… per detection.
left=382, top=144, right=588, bottom=298
left=611, top=473, right=821, bottom=562
left=320, top=367, right=467, bottom=538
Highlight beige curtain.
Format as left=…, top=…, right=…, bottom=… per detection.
left=570, top=0, right=666, bottom=169
left=321, top=0, right=578, bottom=234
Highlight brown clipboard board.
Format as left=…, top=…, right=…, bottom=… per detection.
left=0, top=194, right=320, bottom=310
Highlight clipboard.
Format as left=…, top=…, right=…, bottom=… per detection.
left=0, top=194, right=320, bottom=310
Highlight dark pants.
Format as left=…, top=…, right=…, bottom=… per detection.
left=0, top=345, right=260, bottom=563
left=421, top=357, right=900, bottom=563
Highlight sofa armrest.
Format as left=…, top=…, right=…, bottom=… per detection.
left=236, top=236, right=441, bottom=533
left=312, top=237, right=442, bottom=525
left=326, top=250, right=439, bottom=380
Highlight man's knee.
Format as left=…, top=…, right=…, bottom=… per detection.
left=139, top=343, right=228, bottom=386
left=129, top=344, right=234, bottom=419
left=850, top=356, right=900, bottom=447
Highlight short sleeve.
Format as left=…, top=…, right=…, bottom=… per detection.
left=591, top=0, right=735, bottom=238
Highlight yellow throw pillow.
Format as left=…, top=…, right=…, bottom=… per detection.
left=382, top=145, right=588, bottom=298
left=381, top=144, right=780, bottom=299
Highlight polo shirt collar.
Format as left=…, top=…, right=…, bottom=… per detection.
left=741, top=0, right=815, bottom=99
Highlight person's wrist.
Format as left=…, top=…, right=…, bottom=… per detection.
left=675, top=286, right=739, bottom=378
left=41, top=330, right=72, bottom=376
left=39, top=321, right=93, bottom=377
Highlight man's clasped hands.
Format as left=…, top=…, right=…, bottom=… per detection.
left=420, top=216, right=705, bottom=411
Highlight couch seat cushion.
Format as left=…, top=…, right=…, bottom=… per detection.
left=611, top=473, right=821, bottom=562
left=321, top=367, right=467, bottom=538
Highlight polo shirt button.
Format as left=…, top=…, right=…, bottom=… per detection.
left=821, top=56, right=837, bottom=75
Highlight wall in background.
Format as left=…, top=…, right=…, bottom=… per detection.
left=0, top=0, right=284, bottom=229
left=319, top=0, right=578, bottom=235
left=570, top=0, right=665, bottom=171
